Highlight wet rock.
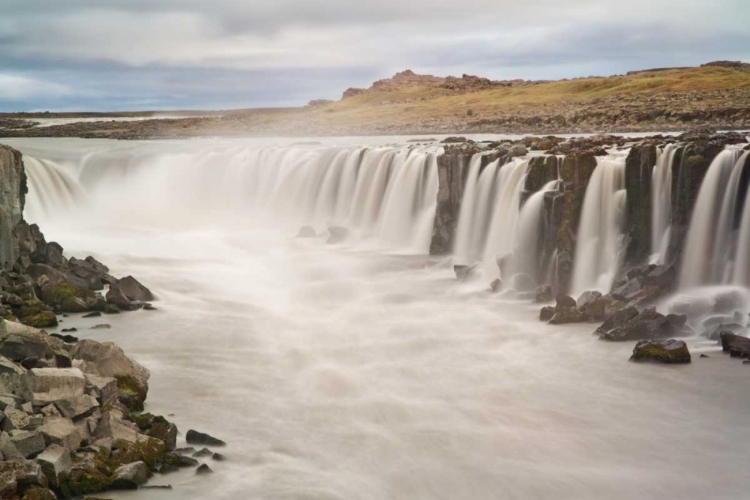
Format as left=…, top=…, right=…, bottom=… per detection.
left=296, top=226, right=316, bottom=238
left=631, top=339, right=691, bottom=363
left=82, top=312, right=101, bottom=318
left=611, top=278, right=643, bottom=301
left=700, top=354, right=709, bottom=358
left=596, top=306, right=639, bottom=335
left=548, top=307, right=587, bottom=324
left=508, top=144, right=528, bottom=157
left=192, top=447, right=212, bottom=458
left=720, top=332, right=750, bottom=358
left=212, top=452, right=226, bottom=461
left=195, top=463, right=213, bottom=475
left=598, top=308, right=676, bottom=341
left=186, top=429, right=226, bottom=447
left=39, top=282, right=98, bottom=314
left=534, top=285, right=553, bottom=303
left=555, top=294, right=577, bottom=309
left=111, top=461, right=149, bottom=489
left=540, top=306, right=555, bottom=322
left=112, top=276, right=154, bottom=302
left=90, top=324, right=111, bottom=330
left=489, top=278, right=502, bottom=293
left=576, top=291, right=602, bottom=308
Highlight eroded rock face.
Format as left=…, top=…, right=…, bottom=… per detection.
left=0, top=146, right=25, bottom=270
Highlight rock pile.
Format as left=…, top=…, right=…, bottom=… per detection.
left=0, top=320, right=224, bottom=498
left=5, top=221, right=154, bottom=328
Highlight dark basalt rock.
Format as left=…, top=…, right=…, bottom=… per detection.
left=186, top=430, right=226, bottom=447
left=720, top=332, right=750, bottom=358
left=555, top=294, right=577, bottom=309
left=631, top=339, right=691, bottom=363
left=598, top=308, right=680, bottom=341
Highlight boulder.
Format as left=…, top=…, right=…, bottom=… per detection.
left=186, top=429, right=226, bottom=447
left=196, top=463, right=213, bottom=475
left=54, top=394, right=99, bottom=420
left=555, top=294, right=577, bottom=308
left=9, top=430, right=45, bottom=458
left=0, top=432, right=23, bottom=460
left=489, top=278, right=502, bottom=293
left=68, top=340, right=149, bottom=411
left=598, top=308, right=677, bottom=341
left=111, top=461, right=149, bottom=489
left=0, top=321, right=65, bottom=364
left=39, top=282, right=98, bottom=314
left=611, top=278, right=643, bottom=301
left=38, top=417, right=83, bottom=452
left=2, top=408, right=31, bottom=432
left=720, top=332, right=750, bottom=358
left=596, top=306, right=639, bottom=335
left=508, top=144, right=528, bottom=157
left=453, top=264, right=478, bottom=281
left=112, top=276, right=154, bottom=302
left=539, top=306, right=555, bottom=322
left=0, top=355, right=25, bottom=376
left=35, top=443, right=72, bottom=485
left=548, top=307, right=587, bottom=325
left=105, top=285, right=138, bottom=311
left=0, top=460, right=45, bottom=498
left=631, top=339, right=691, bottom=363
left=576, top=291, right=603, bottom=308
left=84, top=374, right=118, bottom=407
left=92, top=411, right=147, bottom=445
left=23, top=368, right=86, bottom=406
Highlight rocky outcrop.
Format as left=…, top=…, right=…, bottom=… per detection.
left=0, top=146, right=26, bottom=269
left=0, top=320, right=224, bottom=498
left=430, top=146, right=471, bottom=254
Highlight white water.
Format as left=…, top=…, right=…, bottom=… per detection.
left=509, top=180, right=561, bottom=283
left=679, top=149, right=747, bottom=289
left=651, top=143, right=679, bottom=264
left=5, top=137, right=750, bottom=500
left=571, top=155, right=627, bottom=295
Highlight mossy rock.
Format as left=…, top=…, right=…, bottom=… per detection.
left=108, top=437, right=165, bottom=472
left=57, top=469, right=113, bottom=498
left=631, top=339, right=691, bottom=363
left=40, top=283, right=96, bottom=313
left=116, top=375, right=148, bottom=412
left=20, top=310, right=58, bottom=328
left=103, top=304, right=120, bottom=314
left=22, top=486, right=57, bottom=500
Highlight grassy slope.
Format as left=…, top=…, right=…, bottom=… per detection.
left=294, top=66, right=750, bottom=128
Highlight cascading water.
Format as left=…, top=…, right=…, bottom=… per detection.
left=680, top=149, right=750, bottom=288
left=570, top=155, right=627, bottom=295
left=509, top=180, right=561, bottom=283
left=651, top=143, right=679, bottom=264
left=21, top=142, right=440, bottom=254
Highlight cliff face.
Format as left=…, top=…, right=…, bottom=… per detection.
left=0, top=145, right=26, bottom=268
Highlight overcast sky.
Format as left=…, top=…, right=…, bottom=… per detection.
left=1, top=0, right=748, bottom=111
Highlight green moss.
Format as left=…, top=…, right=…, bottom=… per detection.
left=107, top=437, right=164, bottom=472
left=57, top=469, right=113, bottom=499
left=116, top=375, right=147, bottom=412
left=22, top=487, right=57, bottom=500
left=20, top=310, right=58, bottom=328
left=40, top=283, right=95, bottom=313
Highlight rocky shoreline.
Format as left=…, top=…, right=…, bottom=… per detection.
left=0, top=145, right=226, bottom=498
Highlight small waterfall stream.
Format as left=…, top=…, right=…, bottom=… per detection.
left=651, top=143, right=679, bottom=264
left=570, top=155, right=627, bottom=295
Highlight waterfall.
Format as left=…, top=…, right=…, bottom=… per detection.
left=651, top=143, right=679, bottom=264
left=509, top=180, right=561, bottom=283
left=570, top=155, right=627, bottom=295
left=680, top=149, right=750, bottom=288
left=21, top=142, right=440, bottom=254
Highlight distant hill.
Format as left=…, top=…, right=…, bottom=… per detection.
left=2, top=61, right=749, bottom=138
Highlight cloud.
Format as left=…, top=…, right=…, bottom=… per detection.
left=0, top=0, right=748, bottom=110
left=0, top=74, right=71, bottom=101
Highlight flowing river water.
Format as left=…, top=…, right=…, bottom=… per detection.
left=4, top=137, right=750, bottom=500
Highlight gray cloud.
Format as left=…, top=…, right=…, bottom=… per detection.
left=0, top=0, right=748, bottom=110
